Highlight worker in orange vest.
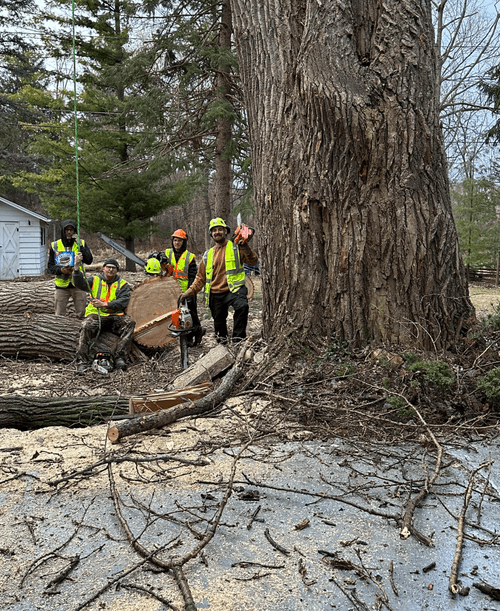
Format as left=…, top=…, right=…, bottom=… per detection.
left=163, top=229, right=204, bottom=347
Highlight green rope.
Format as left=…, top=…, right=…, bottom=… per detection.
left=71, top=0, right=80, bottom=243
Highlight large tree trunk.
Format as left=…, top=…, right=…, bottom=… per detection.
left=0, top=394, right=129, bottom=430
left=0, top=314, right=146, bottom=362
left=230, top=0, right=475, bottom=349
left=0, top=281, right=76, bottom=316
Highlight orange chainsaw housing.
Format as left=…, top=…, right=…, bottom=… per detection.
left=171, top=308, right=182, bottom=330
left=171, top=306, right=193, bottom=330
left=234, top=223, right=253, bottom=244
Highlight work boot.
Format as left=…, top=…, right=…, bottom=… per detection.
left=194, top=327, right=206, bottom=346
left=115, top=357, right=127, bottom=371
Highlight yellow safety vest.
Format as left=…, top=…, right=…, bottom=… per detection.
left=164, top=248, right=195, bottom=292
left=52, top=239, right=86, bottom=288
left=203, top=241, right=245, bottom=304
left=85, top=276, right=127, bottom=317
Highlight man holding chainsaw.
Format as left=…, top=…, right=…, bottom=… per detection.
left=72, top=258, right=136, bottom=374
left=180, top=217, right=258, bottom=344
left=164, top=229, right=204, bottom=347
left=47, top=219, right=93, bottom=318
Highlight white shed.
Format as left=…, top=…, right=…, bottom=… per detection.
left=0, top=196, right=51, bottom=280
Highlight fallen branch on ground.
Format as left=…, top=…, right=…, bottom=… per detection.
left=107, top=345, right=248, bottom=443
left=449, top=462, right=491, bottom=595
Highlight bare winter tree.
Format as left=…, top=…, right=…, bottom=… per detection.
left=230, top=0, right=475, bottom=350
left=434, top=0, right=500, bottom=164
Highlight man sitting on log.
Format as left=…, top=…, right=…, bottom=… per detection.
left=47, top=219, right=93, bottom=318
left=72, top=258, right=136, bottom=374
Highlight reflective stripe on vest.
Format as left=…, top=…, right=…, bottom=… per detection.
left=52, top=239, right=86, bottom=288
left=85, top=276, right=127, bottom=317
left=203, top=241, right=245, bottom=304
left=165, top=248, right=195, bottom=292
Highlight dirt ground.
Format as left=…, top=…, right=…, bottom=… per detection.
left=2, top=276, right=500, bottom=610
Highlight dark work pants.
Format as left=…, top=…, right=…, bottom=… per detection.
left=77, top=314, right=136, bottom=362
left=209, top=286, right=249, bottom=342
left=186, top=296, right=201, bottom=341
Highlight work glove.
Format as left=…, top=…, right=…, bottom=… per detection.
left=179, top=293, right=188, bottom=305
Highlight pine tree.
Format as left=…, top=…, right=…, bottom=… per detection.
left=453, top=178, right=500, bottom=270
left=12, top=0, right=194, bottom=268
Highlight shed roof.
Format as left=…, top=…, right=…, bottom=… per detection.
left=0, top=195, right=51, bottom=223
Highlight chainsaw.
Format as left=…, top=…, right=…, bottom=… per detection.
left=169, top=301, right=193, bottom=334
left=168, top=298, right=193, bottom=370
left=233, top=213, right=255, bottom=245
left=92, top=351, right=115, bottom=375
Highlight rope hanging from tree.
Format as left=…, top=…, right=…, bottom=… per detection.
left=71, top=0, right=81, bottom=242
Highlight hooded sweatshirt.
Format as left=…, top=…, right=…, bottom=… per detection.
left=47, top=219, right=93, bottom=288
left=165, top=238, right=197, bottom=288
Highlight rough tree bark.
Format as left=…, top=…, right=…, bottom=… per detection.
left=0, top=281, right=76, bottom=316
left=0, top=314, right=146, bottom=362
left=0, top=395, right=129, bottom=430
left=230, top=0, right=475, bottom=349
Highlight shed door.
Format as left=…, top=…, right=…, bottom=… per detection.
left=0, top=222, right=19, bottom=280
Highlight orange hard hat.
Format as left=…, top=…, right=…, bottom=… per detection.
left=172, top=229, right=188, bottom=240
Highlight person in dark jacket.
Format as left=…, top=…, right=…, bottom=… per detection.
left=47, top=220, right=93, bottom=318
left=152, top=229, right=204, bottom=347
left=72, top=258, right=135, bottom=373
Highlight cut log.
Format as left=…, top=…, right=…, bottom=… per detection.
left=170, top=344, right=235, bottom=389
left=129, top=382, right=213, bottom=414
left=0, top=280, right=77, bottom=316
left=0, top=394, right=129, bottom=430
left=127, top=276, right=181, bottom=348
left=0, top=313, right=81, bottom=360
left=0, top=314, right=147, bottom=362
left=108, top=356, right=245, bottom=443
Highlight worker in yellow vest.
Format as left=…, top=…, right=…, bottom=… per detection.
left=163, top=229, right=204, bottom=347
left=180, top=218, right=258, bottom=344
left=47, top=219, right=93, bottom=318
left=72, top=258, right=135, bottom=373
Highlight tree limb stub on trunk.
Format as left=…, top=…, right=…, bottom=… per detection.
left=108, top=354, right=245, bottom=443
left=0, top=394, right=129, bottom=430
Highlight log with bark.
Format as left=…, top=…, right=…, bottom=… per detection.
left=0, top=394, right=129, bottom=430
left=0, top=280, right=77, bottom=316
left=0, top=314, right=147, bottom=362
left=108, top=347, right=247, bottom=443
